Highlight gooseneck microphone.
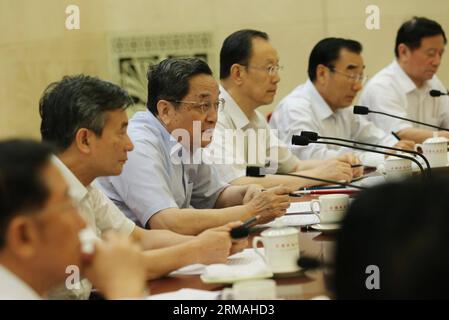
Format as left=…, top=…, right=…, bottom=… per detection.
left=291, top=135, right=427, bottom=177
left=246, top=166, right=366, bottom=190
left=353, top=105, right=449, bottom=133
left=300, top=131, right=431, bottom=174
left=429, top=89, right=449, bottom=97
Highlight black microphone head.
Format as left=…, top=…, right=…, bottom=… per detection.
left=430, top=89, right=442, bottom=97
left=291, top=135, right=310, bottom=146
left=297, top=256, right=321, bottom=269
left=353, top=105, right=370, bottom=115
left=230, top=226, right=249, bottom=239
left=246, top=166, right=265, bottom=177
left=300, top=131, right=319, bottom=141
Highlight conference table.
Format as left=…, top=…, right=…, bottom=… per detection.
left=147, top=195, right=337, bottom=300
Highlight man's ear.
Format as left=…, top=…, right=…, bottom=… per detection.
left=316, top=64, right=328, bottom=85
left=157, top=100, right=175, bottom=126
left=74, top=128, right=94, bottom=155
left=397, top=43, right=411, bottom=61
left=229, top=63, right=245, bottom=85
left=4, top=216, right=40, bottom=259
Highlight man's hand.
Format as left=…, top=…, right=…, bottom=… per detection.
left=336, top=153, right=363, bottom=178
left=83, top=232, right=146, bottom=300
left=393, top=140, right=415, bottom=151
left=306, top=159, right=354, bottom=182
left=242, top=184, right=264, bottom=204
left=195, top=224, right=234, bottom=264
left=244, top=186, right=290, bottom=224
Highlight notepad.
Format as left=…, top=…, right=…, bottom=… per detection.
left=146, top=288, right=220, bottom=300
left=286, top=201, right=312, bottom=215
left=257, top=214, right=320, bottom=228
left=200, top=249, right=272, bottom=283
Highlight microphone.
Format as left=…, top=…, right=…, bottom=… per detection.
left=230, top=216, right=259, bottom=239
left=430, top=89, right=449, bottom=97
left=353, top=105, right=449, bottom=133
left=292, top=135, right=427, bottom=177
left=246, top=166, right=366, bottom=190
left=300, top=131, right=431, bottom=174
left=297, top=255, right=333, bottom=270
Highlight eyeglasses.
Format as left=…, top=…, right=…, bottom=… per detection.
left=242, top=64, right=283, bottom=76
left=327, top=66, right=368, bottom=85
left=168, top=98, right=225, bottom=114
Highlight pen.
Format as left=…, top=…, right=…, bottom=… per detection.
left=391, top=131, right=401, bottom=141
left=292, top=188, right=359, bottom=196
left=230, top=216, right=260, bottom=239
left=351, top=164, right=363, bottom=168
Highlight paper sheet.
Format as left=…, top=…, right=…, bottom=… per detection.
left=146, top=288, right=220, bottom=300
left=286, top=201, right=312, bottom=214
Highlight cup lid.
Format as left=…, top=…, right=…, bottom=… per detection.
left=424, top=136, right=448, bottom=144
left=261, top=220, right=299, bottom=237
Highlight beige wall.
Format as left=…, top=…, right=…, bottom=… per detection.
left=1, top=0, right=449, bottom=139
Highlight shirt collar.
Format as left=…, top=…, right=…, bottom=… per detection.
left=220, top=85, right=251, bottom=129
left=304, top=79, right=334, bottom=120
left=390, top=60, right=428, bottom=93
left=51, top=155, right=88, bottom=202
left=0, top=265, right=42, bottom=300
left=144, top=111, right=185, bottom=158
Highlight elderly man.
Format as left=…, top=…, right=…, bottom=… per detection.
left=0, top=139, right=147, bottom=299
left=206, top=29, right=359, bottom=189
left=270, top=38, right=414, bottom=167
left=96, top=58, right=290, bottom=236
left=39, top=75, right=245, bottom=299
left=360, top=17, right=449, bottom=143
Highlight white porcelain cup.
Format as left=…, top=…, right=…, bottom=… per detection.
left=416, top=134, right=448, bottom=168
left=379, top=156, right=413, bottom=181
left=221, top=279, right=277, bottom=300
left=310, top=194, right=349, bottom=224
left=252, top=226, right=300, bottom=273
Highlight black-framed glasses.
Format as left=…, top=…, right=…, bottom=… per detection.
left=168, top=98, right=225, bottom=114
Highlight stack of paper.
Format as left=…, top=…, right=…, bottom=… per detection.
left=200, top=249, right=272, bottom=283
left=147, top=288, right=220, bottom=300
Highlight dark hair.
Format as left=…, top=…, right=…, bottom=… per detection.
left=146, top=58, right=213, bottom=116
left=0, top=139, right=55, bottom=248
left=336, top=175, right=449, bottom=299
left=395, top=17, right=447, bottom=58
left=220, top=29, right=269, bottom=79
left=39, top=75, right=133, bottom=151
left=308, top=37, right=363, bottom=82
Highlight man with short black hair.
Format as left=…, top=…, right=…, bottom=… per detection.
left=96, top=58, right=291, bottom=236
left=270, top=38, right=414, bottom=166
left=207, top=29, right=359, bottom=189
left=40, top=75, right=245, bottom=299
left=0, top=139, right=147, bottom=300
left=360, top=17, right=449, bottom=143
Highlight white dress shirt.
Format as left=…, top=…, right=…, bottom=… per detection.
left=0, top=265, right=41, bottom=300
left=269, top=80, right=396, bottom=167
left=48, top=156, right=136, bottom=300
left=360, top=60, right=449, bottom=132
left=205, top=86, right=300, bottom=182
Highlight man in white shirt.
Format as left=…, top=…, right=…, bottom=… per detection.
left=39, top=75, right=247, bottom=299
left=0, top=140, right=147, bottom=300
left=360, top=17, right=449, bottom=143
left=206, top=29, right=359, bottom=189
left=270, top=38, right=414, bottom=167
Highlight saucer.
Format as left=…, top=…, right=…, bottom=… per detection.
left=310, top=223, right=341, bottom=232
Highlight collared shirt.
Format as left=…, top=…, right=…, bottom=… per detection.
left=269, top=80, right=396, bottom=167
left=360, top=60, right=449, bottom=132
left=0, top=265, right=42, bottom=300
left=48, top=156, right=135, bottom=300
left=95, top=111, right=228, bottom=228
left=205, top=86, right=300, bottom=182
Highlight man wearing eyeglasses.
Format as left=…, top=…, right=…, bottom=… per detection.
left=96, top=57, right=291, bottom=236
left=269, top=37, right=414, bottom=167
left=206, top=30, right=359, bottom=189
left=360, top=17, right=449, bottom=143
